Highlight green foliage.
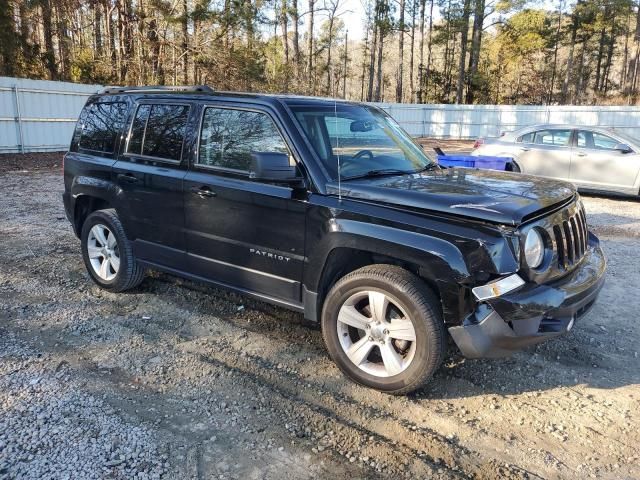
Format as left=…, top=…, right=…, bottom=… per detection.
left=2, top=0, right=640, bottom=104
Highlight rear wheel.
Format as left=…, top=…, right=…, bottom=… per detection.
left=321, top=265, right=446, bottom=395
left=81, top=209, right=145, bottom=292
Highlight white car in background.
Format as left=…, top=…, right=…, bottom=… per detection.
left=472, top=124, right=640, bottom=196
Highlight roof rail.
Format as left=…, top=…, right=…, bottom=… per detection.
left=98, top=85, right=214, bottom=95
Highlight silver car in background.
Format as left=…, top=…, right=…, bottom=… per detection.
left=472, top=124, right=640, bottom=196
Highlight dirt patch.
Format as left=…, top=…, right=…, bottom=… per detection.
left=0, top=170, right=638, bottom=479
left=0, top=152, right=63, bottom=173
left=418, top=138, right=475, bottom=156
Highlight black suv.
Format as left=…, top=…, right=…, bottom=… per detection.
left=63, top=86, right=606, bottom=394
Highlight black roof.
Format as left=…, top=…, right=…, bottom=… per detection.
left=95, top=85, right=366, bottom=108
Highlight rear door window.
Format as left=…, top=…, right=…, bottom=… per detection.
left=77, top=102, right=128, bottom=154
left=518, top=132, right=535, bottom=143
left=532, top=129, right=571, bottom=146
left=126, top=103, right=190, bottom=162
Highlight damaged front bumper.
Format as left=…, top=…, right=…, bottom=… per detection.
left=449, top=233, right=606, bottom=358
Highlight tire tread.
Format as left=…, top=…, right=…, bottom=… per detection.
left=322, top=264, right=446, bottom=395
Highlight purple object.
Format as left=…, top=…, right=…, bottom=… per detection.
left=436, top=154, right=511, bottom=171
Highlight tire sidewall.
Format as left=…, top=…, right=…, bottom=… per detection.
left=322, top=274, right=440, bottom=393
left=80, top=210, right=130, bottom=291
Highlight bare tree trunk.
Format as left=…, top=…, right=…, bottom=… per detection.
left=424, top=0, right=434, bottom=100
left=360, top=21, right=369, bottom=101
left=41, top=0, right=58, bottom=79
left=416, top=0, right=425, bottom=102
left=626, top=4, right=640, bottom=96
left=375, top=21, right=384, bottom=101
left=408, top=0, right=417, bottom=101
left=548, top=0, right=563, bottom=104
left=465, top=0, right=485, bottom=103
left=455, top=0, right=470, bottom=104
left=575, top=40, right=586, bottom=103
left=603, top=24, right=616, bottom=94
left=395, top=0, right=405, bottom=102
left=291, top=0, right=300, bottom=77
left=56, top=4, right=72, bottom=79
left=367, top=21, right=378, bottom=101
left=622, top=10, right=631, bottom=91
left=182, top=0, right=189, bottom=84
left=594, top=26, right=606, bottom=92
left=561, top=10, right=578, bottom=103
left=281, top=0, right=289, bottom=65
left=94, top=0, right=103, bottom=56
left=307, top=0, right=315, bottom=93
left=343, top=30, right=348, bottom=98
left=325, top=15, right=335, bottom=95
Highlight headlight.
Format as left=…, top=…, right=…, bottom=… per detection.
left=524, top=229, right=544, bottom=268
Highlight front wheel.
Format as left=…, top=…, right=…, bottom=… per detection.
left=321, top=265, right=446, bottom=395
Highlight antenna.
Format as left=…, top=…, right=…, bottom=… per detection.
left=334, top=99, right=342, bottom=202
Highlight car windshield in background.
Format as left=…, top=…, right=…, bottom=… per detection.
left=291, top=104, right=433, bottom=180
left=610, top=129, right=640, bottom=148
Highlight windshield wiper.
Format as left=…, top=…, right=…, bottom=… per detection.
left=341, top=169, right=415, bottom=181
left=414, top=163, right=440, bottom=173
left=342, top=164, right=438, bottom=181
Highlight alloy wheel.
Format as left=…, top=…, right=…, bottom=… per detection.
left=87, top=224, right=120, bottom=281
left=336, top=290, right=417, bottom=377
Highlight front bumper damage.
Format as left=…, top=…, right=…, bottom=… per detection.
left=449, top=233, right=606, bottom=358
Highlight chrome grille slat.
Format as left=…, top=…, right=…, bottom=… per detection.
left=570, top=216, right=581, bottom=258
left=547, top=202, right=589, bottom=272
left=579, top=208, right=588, bottom=251
left=553, top=225, right=566, bottom=269
left=563, top=221, right=574, bottom=264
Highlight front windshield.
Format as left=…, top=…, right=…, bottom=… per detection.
left=610, top=128, right=640, bottom=147
left=290, top=104, right=433, bottom=180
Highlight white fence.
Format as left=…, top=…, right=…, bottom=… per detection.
left=0, top=77, right=100, bottom=153
left=2, top=76, right=640, bottom=153
left=376, top=103, right=640, bottom=139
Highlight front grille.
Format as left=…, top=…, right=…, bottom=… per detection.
left=551, top=204, right=588, bottom=270
left=522, top=198, right=591, bottom=283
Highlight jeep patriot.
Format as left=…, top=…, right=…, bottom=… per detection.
left=63, top=86, right=606, bottom=394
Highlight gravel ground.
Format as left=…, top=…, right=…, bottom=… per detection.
left=1, top=169, right=639, bottom=480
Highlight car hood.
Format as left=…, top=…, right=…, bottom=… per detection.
left=327, top=168, right=576, bottom=225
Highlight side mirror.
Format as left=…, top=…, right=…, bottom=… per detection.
left=350, top=120, right=376, bottom=132
left=615, top=143, right=633, bottom=154
left=250, top=152, right=302, bottom=183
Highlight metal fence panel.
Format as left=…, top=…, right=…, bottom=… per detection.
left=3, top=76, right=640, bottom=154
left=374, top=103, right=640, bottom=140
left=0, top=77, right=100, bottom=153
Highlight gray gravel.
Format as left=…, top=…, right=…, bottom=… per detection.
left=0, top=333, right=167, bottom=480
left=1, top=169, right=639, bottom=479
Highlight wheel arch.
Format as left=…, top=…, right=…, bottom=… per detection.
left=303, top=225, right=473, bottom=325
left=70, top=176, right=122, bottom=237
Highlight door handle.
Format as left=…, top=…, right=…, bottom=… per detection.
left=191, top=186, right=216, bottom=198
left=576, top=152, right=587, bottom=157
left=519, top=147, right=530, bottom=152
left=117, top=173, right=140, bottom=184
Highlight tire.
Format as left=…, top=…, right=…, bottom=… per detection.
left=80, top=208, right=145, bottom=292
left=321, top=265, right=446, bottom=395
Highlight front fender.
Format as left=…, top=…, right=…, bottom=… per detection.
left=305, top=219, right=475, bottom=325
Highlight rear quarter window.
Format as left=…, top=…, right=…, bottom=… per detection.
left=126, top=103, right=190, bottom=162
left=75, top=102, right=128, bottom=155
